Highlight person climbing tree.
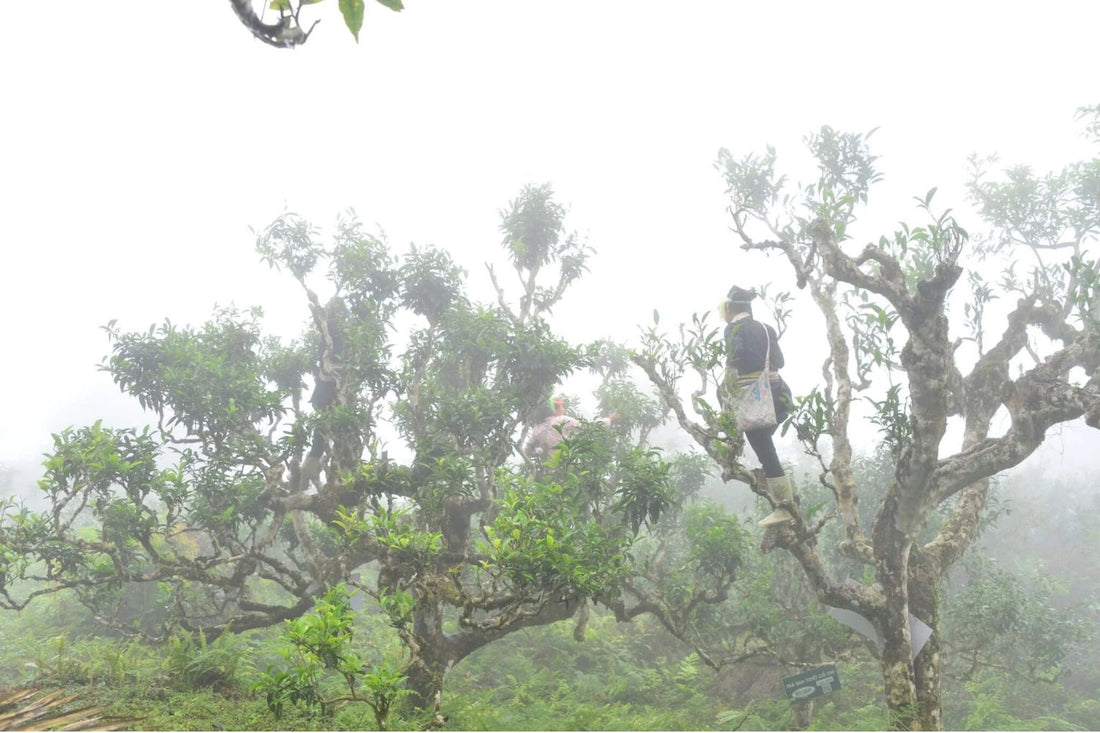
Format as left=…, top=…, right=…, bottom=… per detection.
left=525, top=396, right=618, bottom=461
left=720, top=285, right=795, bottom=527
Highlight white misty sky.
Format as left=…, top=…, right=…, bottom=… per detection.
left=1, top=1, right=1097, bottom=482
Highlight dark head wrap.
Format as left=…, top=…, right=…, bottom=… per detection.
left=726, top=285, right=757, bottom=304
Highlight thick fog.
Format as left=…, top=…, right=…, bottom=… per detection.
left=2, top=3, right=1098, bottom=490
left=0, top=31, right=1096, bottom=672
left=2, top=5, right=1100, bottom=730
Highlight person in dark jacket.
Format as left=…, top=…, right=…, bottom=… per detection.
left=721, top=285, right=795, bottom=527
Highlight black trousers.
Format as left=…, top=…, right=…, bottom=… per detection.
left=746, top=426, right=784, bottom=478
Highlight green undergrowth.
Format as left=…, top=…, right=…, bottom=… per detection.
left=2, top=589, right=1099, bottom=730
left=443, top=611, right=724, bottom=730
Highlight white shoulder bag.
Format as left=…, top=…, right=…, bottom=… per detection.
left=734, top=324, right=778, bottom=432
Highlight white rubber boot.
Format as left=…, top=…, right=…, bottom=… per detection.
left=758, top=475, right=794, bottom=528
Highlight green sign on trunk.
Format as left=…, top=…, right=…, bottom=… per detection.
left=782, top=665, right=841, bottom=702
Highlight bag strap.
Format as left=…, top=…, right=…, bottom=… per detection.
left=761, top=323, right=771, bottom=373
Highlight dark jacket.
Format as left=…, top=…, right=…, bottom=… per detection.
left=724, top=317, right=792, bottom=423
left=725, top=317, right=784, bottom=373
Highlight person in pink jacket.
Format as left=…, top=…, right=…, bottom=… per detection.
left=525, top=396, right=618, bottom=460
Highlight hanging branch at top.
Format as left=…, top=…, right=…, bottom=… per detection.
left=229, top=0, right=405, bottom=48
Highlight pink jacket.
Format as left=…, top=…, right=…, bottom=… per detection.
left=525, top=414, right=581, bottom=458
